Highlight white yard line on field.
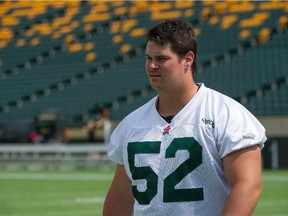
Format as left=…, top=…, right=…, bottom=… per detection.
left=262, top=175, right=288, bottom=182
left=4, top=209, right=101, bottom=216
left=257, top=200, right=288, bottom=207
left=257, top=214, right=288, bottom=216
left=75, top=196, right=105, bottom=204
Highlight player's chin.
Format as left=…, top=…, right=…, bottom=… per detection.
left=149, top=82, right=160, bottom=91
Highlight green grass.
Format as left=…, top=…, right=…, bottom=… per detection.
left=254, top=170, right=288, bottom=216
left=0, top=170, right=287, bottom=216
left=0, top=170, right=113, bottom=216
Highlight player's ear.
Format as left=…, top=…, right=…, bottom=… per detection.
left=184, top=51, right=194, bottom=68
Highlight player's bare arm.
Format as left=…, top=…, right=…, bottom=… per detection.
left=222, top=145, right=262, bottom=216
left=103, top=164, right=134, bottom=216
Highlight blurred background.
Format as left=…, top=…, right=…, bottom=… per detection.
left=0, top=0, right=287, bottom=169
left=0, top=1, right=287, bottom=215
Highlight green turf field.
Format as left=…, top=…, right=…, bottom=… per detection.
left=0, top=170, right=287, bottom=216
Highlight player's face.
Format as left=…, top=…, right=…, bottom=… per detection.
left=145, top=41, right=186, bottom=93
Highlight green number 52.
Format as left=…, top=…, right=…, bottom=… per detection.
left=128, top=137, right=203, bottom=205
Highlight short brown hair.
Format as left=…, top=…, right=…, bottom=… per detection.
left=146, top=20, right=198, bottom=71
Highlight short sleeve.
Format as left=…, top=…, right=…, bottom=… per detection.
left=216, top=101, right=267, bottom=158
left=108, top=122, right=125, bottom=164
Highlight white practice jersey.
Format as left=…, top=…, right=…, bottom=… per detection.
left=109, top=83, right=267, bottom=216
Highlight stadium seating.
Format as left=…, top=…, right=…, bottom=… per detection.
left=247, top=80, right=288, bottom=115
left=195, top=29, right=288, bottom=98
left=0, top=0, right=287, bottom=123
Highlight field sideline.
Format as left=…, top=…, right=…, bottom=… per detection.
left=0, top=170, right=287, bottom=216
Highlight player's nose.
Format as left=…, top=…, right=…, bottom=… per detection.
left=148, top=60, right=159, bottom=69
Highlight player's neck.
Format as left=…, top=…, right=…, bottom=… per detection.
left=157, top=83, right=199, bottom=117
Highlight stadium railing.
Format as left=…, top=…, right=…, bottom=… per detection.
left=0, top=143, right=108, bottom=158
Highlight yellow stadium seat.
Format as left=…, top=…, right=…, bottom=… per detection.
left=174, top=1, right=195, bottom=9
left=130, top=28, right=146, bottom=38
left=120, top=44, right=132, bottom=54
left=12, top=8, right=37, bottom=17
left=0, top=42, right=5, bottom=49
left=68, top=43, right=83, bottom=52
left=202, top=1, right=216, bottom=6
left=201, top=8, right=211, bottom=21
left=84, top=42, right=94, bottom=51
left=133, top=1, right=149, bottom=13
left=1, top=16, right=19, bottom=26
left=111, top=1, right=125, bottom=7
left=110, top=21, right=121, bottom=34
left=25, top=28, right=34, bottom=37
left=239, top=29, right=251, bottom=40
left=85, top=52, right=97, bottom=62
left=52, top=17, right=70, bottom=28
left=71, top=21, right=80, bottom=29
left=279, top=16, right=288, bottom=30
left=65, top=35, right=75, bottom=45
left=151, top=11, right=182, bottom=21
left=83, top=24, right=94, bottom=32
left=89, top=3, right=109, bottom=13
left=0, top=5, right=9, bottom=16
left=240, top=12, right=270, bottom=28
left=259, top=1, right=287, bottom=10
left=184, top=9, right=194, bottom=18
left=59, top=26, right=73, bottom=35
left=258, top=28, right=272, bottom=43
left=30, top=37, right=40, bottom=46
left=0, top=28, right=14, bottom=41
left=52, top=31, right=61, bottom=39
left=82, top=13, right=111, bottom=23
left=27, top=6, right=47, bottom=19
left=112, top=35, right=123, bottom=44
left=16, top=38, right=26, bottom=47
left=126, top=6, right=138, bottom=17
left=49, top=1, right=68, bottom=9
left=114, top=6, right=128, bottom=15
left=37, top=23, right=53, bottom=36
left=209, top=16, right=220, bottom=25
left=221, top=15, right=238, bottom=29
left=121, top=19, right=137, bottom=33
left=228, top=2, right=255, bottom=13
left=150, top=2, right=172, bottom=12
left=214, top=2, right=228, bottom=14
left=193, top=28, right=201, bottom=37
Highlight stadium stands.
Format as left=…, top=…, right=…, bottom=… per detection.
left=0, top=0, right=287, bottom=125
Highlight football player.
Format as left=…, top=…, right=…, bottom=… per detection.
left=103, top=20, right=266, bottom=216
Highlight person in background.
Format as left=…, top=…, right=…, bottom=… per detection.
left=103, top=19, right=267, bottom=216
left=83, top=107, right=111, bottom=143
left=94, top=107, right=111, bottom=144
left=83, top=118, right=97, bottom=142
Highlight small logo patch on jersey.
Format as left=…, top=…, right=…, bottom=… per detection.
left=201, top=118, right=215, bottom=128
left=243, top=134, right=256, bottom=140
left=163, top=125, right=171, bottom=135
